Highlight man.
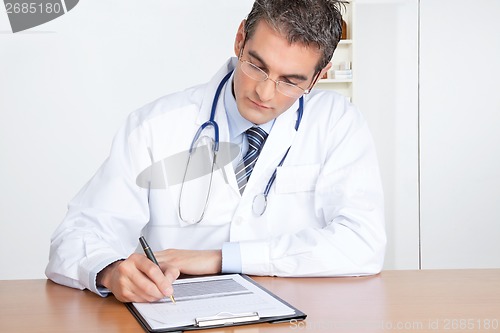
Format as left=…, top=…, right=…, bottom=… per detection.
left=46, top=0, right=386, bottom=303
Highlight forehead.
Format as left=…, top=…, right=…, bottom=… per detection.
left=244, top=21, right=321, bottom=76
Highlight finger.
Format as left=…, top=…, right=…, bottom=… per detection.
left=162, top=266, right=180, bottom=297
left=150, top=250, right=180, bottom=297
left=109, top=258, right=163, bottom=302
left=134, top=254, right=173, bottom=300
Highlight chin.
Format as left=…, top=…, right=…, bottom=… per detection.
left=243, top=114, right=263, bottom=125
left=237, top=107, right=261, bottom=124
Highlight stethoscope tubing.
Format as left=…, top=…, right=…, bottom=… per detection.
left=189, top=71, right=233, bottom=154
left=185, top=68, right=304, bottom=220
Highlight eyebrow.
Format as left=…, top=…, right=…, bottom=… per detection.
left=247, top=50, right=309, bottom=82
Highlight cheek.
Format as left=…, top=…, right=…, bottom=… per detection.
left=233, top=70, right=252, bottom=97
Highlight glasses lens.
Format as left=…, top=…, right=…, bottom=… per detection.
left=240, top=61, right=267, bottom=81
left=276, top=82, right=305, bottom=98
left=240, top=60, right=306, bottom=98
left=178, top=135, right=215, bottom=224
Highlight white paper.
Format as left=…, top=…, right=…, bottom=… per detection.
left=132, top=274, right=295, bottom=330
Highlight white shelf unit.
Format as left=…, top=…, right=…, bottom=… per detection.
left=319, top=78, right=353, bottom=83
left=316, top=1, right=354, bottom=101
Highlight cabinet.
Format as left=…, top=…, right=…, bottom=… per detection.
left=347, top=0, right=500, bottom=270
left=315, top=1, right=354, bottom=101
left=419, top=0, right=500, bottom=269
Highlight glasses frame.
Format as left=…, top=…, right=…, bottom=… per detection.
left=238, top=44, right=322, bottom=99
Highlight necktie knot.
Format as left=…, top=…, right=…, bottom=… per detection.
left=246, top=127, right=268, bottom=152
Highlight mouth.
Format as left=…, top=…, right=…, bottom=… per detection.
left=249, top=98, right=272, bottom=110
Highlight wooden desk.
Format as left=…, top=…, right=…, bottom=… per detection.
left=1, top=270, right=499, bottom=333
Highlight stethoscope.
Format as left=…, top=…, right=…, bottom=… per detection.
left=182, top=70, right=304, bottom=221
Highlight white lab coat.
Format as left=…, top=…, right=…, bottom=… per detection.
left=46, top=58, right=386, bottom=294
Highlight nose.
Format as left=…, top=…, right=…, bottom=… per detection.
left=255, top=78, right=277, bottom=102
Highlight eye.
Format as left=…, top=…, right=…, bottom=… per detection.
left=255, top=64, right=268, bottom=74
left=248, top=59, right=267, bottom=72
left=281, top=78, right=299, bottom=86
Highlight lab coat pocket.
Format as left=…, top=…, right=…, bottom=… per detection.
left=275, top=164, right=320, bottom=194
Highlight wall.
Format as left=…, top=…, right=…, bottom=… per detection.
left=1, top=0, right=499, bottom=279
left=0, top=0, right=254, bottom=279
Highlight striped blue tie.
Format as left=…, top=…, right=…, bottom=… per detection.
left=235, top=127, right=268, bottom=194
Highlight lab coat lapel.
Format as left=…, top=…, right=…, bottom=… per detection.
left=196, top=58, right=238, bottom=127
left=193, top=58, right=241, bottom=195
left=243, top=100, right=300, bottom=195
left=213, top=89, right=240, bottom=195
left=196, top=57, right=240, bottom=195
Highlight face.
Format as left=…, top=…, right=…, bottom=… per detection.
left=233, top=20, right=330, bottom=125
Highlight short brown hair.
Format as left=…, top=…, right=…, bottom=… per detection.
left=244, top=0, right=346, bottom=72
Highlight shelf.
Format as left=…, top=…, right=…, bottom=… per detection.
left=316, top=2, right=354, bottom=100
left=317, top=79, right=353, bottom=84
left=338, top=39, right=353, bottom=45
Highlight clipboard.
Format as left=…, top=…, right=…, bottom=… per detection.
left=125, top=274, right=307, bottom=333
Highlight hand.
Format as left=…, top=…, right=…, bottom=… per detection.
left=97, top=253, right=180, bottom=303
left=155, top=249, right=222, bottom=276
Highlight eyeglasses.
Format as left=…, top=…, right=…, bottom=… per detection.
left=238, top=58, right=313, bottom=99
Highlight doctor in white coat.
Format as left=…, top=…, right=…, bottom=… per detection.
left=46, top=0, right=386, bottom=303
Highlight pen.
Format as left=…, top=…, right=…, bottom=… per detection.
left=139, top=236, right=176, bottom=304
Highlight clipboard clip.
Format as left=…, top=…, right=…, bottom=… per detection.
left=195, top=311, right=260, bottom=327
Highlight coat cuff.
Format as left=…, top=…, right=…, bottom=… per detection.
left=78, top=251, right=125, bottom=297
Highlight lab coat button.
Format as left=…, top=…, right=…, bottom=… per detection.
left=234, top=216, right=243, bottom=225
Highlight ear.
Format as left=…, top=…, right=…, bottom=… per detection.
left=234, top=20, right=246, bottom=57
left=318, top=62, right=332, bottom=80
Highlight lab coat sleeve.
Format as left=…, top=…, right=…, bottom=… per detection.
left=238, top=103, right=386, bottom=277
left=45, top=112, right=151, bottom=295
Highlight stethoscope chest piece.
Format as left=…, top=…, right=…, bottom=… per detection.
left=252, top=193, right=268, bottom=216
